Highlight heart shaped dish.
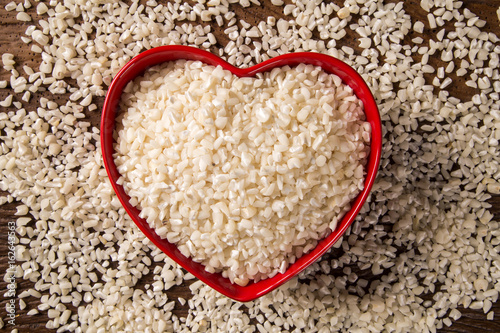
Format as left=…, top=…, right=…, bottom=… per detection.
left=101, top=45, right=382, bottom=302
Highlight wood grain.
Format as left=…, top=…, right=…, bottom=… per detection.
left=1, top=0, right=500, bottom=332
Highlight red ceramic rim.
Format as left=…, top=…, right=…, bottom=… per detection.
left=101, top=45, right=382, bottom=302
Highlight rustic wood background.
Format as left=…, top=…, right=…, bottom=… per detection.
left=0, top=0, right=500, bottom=332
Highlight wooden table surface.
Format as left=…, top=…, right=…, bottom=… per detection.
left=0, top=0, right=500, bottom=332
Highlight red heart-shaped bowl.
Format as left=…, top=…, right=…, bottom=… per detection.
left=101, top=45, right=382, bottom=302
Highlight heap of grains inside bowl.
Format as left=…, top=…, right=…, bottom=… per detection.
left=2, top=0, right=500, bottom=331
left=114, top=60, right=371, bottom=285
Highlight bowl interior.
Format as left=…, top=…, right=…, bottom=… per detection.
left=101, top=45, right=382, bottom=302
